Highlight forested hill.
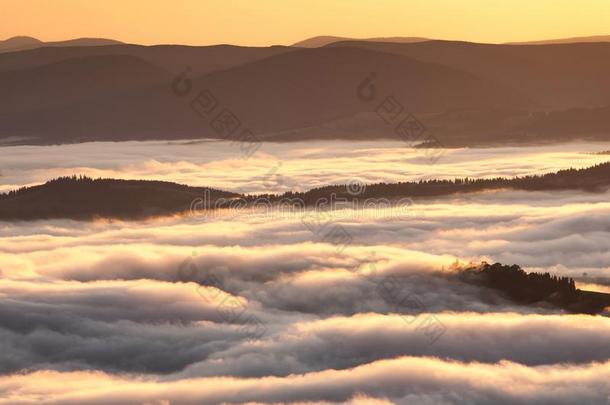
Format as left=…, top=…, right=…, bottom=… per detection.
left=459, top=262, right=610, bottom=314
left=1, top=162, right=609, bottom=221
left=287, top=161, right=610, bottom=203
left=0, top=176, right=238, bottom=220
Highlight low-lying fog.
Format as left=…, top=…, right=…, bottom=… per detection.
left=2, top=140, right=610, bottom=193
left=1, top=141, right=609, bottom=404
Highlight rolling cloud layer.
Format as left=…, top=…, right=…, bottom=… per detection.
left=2, top=140, right=610, bottom=194
left=1, top=142, right=609, bottom=403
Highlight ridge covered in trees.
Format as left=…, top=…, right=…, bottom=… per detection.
left=1, top=162, right=610, bottom=221
left=286, top=161, right=610, bottom=203
left=0, top=175, right=238, bottom=220
left=460, top=262, right=610, bottom=314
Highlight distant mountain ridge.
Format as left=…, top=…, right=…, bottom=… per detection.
left=0, top=36, right=42, bottom=52
left=3, top=36, right=610, bottom=145
left=326, top=40, right=610, bottom=110
left=0, top=45, right=525, bottom=144
left=0, top=43, right=294, bottom=75
left=508, top=35, right=610, bottom=45
left=292, top=35, right=431, bottom=47
left=0, top=36, right=122, bottom=53
left=295, top=34, right=610, bottom=47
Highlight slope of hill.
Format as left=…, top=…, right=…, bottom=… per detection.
left=0, top=46, right=525, bottom=143
left=0, top=36, right=121, bottom=53
left=292, top=35, right=431, bottom=47
left=0, top=44, right=293, bottom=142
left=0, top=176, right=239, bottom=220
left=188, top=46, right=525, bottom=136
left=417, top=106, right=610, bottom=147
left=44, top=37, right=123, bottom=47
left=460, top=262, right=610, bottom=314
left=326, top=40, right=610, bottom=109
left=3, top=39, right=610, bottom=145
left=0, top=54, right=171, bottom=116
left=508, top=35, right=610, bottom=45
left=2, top=162, right=610, bottom=221
left=0, top=43, right=295, bottom=75
left=0, top=36, right=42, bottom=53
left=286, top=161, right=610, bottom=203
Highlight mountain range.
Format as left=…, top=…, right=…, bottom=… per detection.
left=293, top=34, right=610, bottom=47
left=0, top=36, right=122, bottom=53
left=292, top=35, right=431, bottom=47
left=2, top=35, right=610, bottom=145
left=507, top=34, right=610, bottom=45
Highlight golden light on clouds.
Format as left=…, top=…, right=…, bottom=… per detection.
left=2, top=0, right=610, bottom=46
left=3, top=1, right=610, bottom=400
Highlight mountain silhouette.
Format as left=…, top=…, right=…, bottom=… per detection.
left=0, top=45, right=524, bottom=143
left=326, top=40, right=610, bottom=109
left=0, top=36, right=121, bottom=53
left=2, top=162, right=610, bottom=221
left=508, top=34, right=610, bottom=45
left=292, top=35, right=431, bottom=47
left=3, top=39, right=610, bottom=144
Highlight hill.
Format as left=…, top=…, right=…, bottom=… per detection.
left=2, top=39, right=610, bottom=145
left=460, top=262, right=610, bottom=314
left=0, top=176, right=239, bottom=220
left=188, top=46, right=524, bottom=137
left=326, top=40, right=610, bottom=110
left=292, top=35, right=431, bottom=47
left=508, top=35, right=610, bottom=45
left=0, top=43, right=294, bottom=76
left=0, top=46, right=524, bottom=143
left=0, top=36, right=42, bottom=53
left=0, top=36, right=121, bottom=53
left=2, top=162, right=610, bottom=221
left=286, top=161, right=610, bottom=204
left=0, top=54, right=171, bottom=116
left=415, top=106, right=610, bottom=147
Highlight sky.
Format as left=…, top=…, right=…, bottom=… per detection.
left=2, top=0, right=610, bottom=46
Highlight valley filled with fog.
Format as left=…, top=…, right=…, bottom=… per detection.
left=2, top=140, right=610, bottom=194
left=1, top=141, right=609, bottom=404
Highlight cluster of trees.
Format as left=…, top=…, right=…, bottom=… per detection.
left=460, top=261, right=610, bottom=314
left=2, top=162, right=610, bottom=220
left=474, top=262, right=577, bottom=303
left=0, top=176, right=238, bottom=220
left=1, top=175, right=95, bottom=199
left=277, top=162, right=610, bottom=203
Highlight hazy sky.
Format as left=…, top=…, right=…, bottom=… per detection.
left=2, top=0, right=610, bottom=46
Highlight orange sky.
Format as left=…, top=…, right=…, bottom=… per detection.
left=2, top=0, right=610, bottom=46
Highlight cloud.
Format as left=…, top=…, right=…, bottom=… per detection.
left=176, top=312, right=610, bottom=378
left=0, top=279, right=278, bottom=374
left=0, top=357, right=609, bottom=404
left=2, top=140, right=610, bottom=194
left=2, top=140, right=610, bottom=402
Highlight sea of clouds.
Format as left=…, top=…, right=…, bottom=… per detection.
left=1, top=141, right=609, bottom=403
left=1, top=140, right=610, bottom=193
